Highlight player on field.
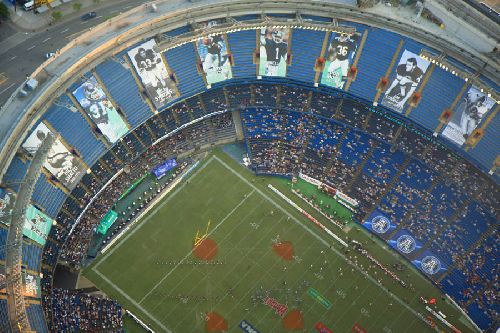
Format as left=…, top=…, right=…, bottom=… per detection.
left=326, top=34, right=357, bottom=86
left=261, top=28, right=288, bottom=76
left=385, top=57, right=424, bottom=110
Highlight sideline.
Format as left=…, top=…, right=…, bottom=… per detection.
left=93, top=157, right=212, bottom=269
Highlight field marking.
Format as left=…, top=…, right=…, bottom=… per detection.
left=213, top=156, right=430, bottom=326
left=93, top=157, right=214, bottom=269
left=93, top=269, right=172, bottom=333
left=138, top=188, right=256, bottom=304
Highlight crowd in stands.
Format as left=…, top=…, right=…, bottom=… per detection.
left=48, top=288, right=123, bottom=332
left=28, top=82, right=496, bottom=332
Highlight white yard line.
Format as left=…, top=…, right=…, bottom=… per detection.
left=213, top=156, right=430, bottom=326
left=138, top=189, right=255, bottom=304
left=93, top=269, right=172, bottom=333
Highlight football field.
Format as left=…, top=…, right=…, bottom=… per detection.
left=83, top=151, right=466, bottom=333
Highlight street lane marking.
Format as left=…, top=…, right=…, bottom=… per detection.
left=0, top=83, right=16, bottom=95
left=9, top=56, right=17, bottom=61
left=42, top=37, right=51, bottom=43
left=27, top=45, right=36, bottom=51
left=61, top=28, right=69, bottom=33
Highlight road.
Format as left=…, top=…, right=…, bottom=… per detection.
left=0, top=0, right=149, bottom=106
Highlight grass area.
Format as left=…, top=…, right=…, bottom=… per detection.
left=83, top=149, right=473, bottom=333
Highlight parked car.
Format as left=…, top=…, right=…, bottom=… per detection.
left=45, top=52, right=56, bottom=59
left=81, top=12, right=97, bottom=21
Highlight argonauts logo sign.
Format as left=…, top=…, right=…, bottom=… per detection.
left=371, top=215, right=391, bottom=234
left=421, top=256, right=441, bottom=275
left=396, top=235, right=416, bottom=254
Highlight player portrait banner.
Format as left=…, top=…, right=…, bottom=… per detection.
left=23, top=272, right=41, bottom=298
left=128, top=39, right=178, bottom=109
left=24, top=205, right=53, bottom=246
left=72, top=76, right=128, bottom=143
left=387, top=229, right=423, bottom=257
left=259, top=27, right=290, bottom=77
left=412, top=250, right=447, bottom=278
left=441, top=85, right=495, bottom=146
left=362, top=209, right=396, bottom=238
left=22, top=123, right=87, bottom=189
left=381, top=50, right=431, bottom=113
left=320, top=33, right=359, bottom=89
left=197, top=34, right=232, bottom=84
left=0, top=188, right=15, bottom=227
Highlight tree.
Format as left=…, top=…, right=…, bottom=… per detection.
left=0, top=3, right=10, bottom=21
left=72, top=2, right=82, bottom=11
left=52, top=11, right=63, bottom=21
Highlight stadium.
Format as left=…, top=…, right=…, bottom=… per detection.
left=0, top=0, right=498, bottom=332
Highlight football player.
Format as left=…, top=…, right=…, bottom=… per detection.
left=460, top=94, right=488, bottom=137
left=385, top=57, right=424, bottom=110
left=261, top=28, right=288, bottom=76
left=202, top=35, right=228, bottom=73
left=326, top=34, right=357, bottom=87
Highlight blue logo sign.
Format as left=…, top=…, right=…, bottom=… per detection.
left=372, top=215, right=391, bottom=234
left=421, top=256, right=441, bottom=275
left=396, top=235, right=416, bottom=254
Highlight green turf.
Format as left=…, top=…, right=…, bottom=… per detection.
left=84, top=149, right=474, bottom=333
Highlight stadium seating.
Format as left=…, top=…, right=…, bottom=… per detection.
left=226, top=30, right=257, bottom=77
left=0, top=299, right=10, bottom=332
left=3, top=155, right=30, bottom=192
left=43, top=95, right=106, bottom=166
left=0, top=227, right=7, bottom=261
left=31, top=173, right=66, bottom=218
left=164, top=44, right=206, bottom=96
left=287, top=29, right=324, bottom=83
left=95, top=59, right=151, bottom=127
left=26, top=304, right=49, bottom=333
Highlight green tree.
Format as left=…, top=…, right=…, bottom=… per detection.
left=0, top=3, right=10, bottom=21
left=51, top=11, right=63, bottom=21
left=72, top=2, right=82, bottom=11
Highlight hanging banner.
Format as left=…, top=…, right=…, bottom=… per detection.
left=412, top=250, right=447, bottom=277
left=23, top=205, right=53, bottom=246
left=22, top=123, right=86, bottom=189
left=259, top=27, right=290, bottom=77
left=381, top=50, right=431, bottom=113
left=362, top=209, right=396, bottom=236
left=128, top=39, right=178, bottom=109
left=441, top=85, right=495, bottom=146
left=321, top=33, right=359, bottom=89
left=196, top=20, right=232, bottom=84
left=72, top=76, right=128, bottom=143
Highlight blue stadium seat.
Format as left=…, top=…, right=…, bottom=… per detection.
left=349, top=27, right=401, bottom=101
left=95, top=59, right=151, bottom=127
left=288, top=29, right=324, bottom=83
left=164, top=44, right=206, bottom=96
left=22, top=242, right=43, bottom=271
left=0, top=299, right=11, bottom=333
left=227, top=30, right=256, bottom=78
left=26, top=304, right=49, bottom=333
left=31, top=173, right=66, bottom=218
left=410, top=66, right=465, bottom=130
left=4, top=155, right=30, bottom=192
left=0, top=227, right=7, bottom=261
left=44, top=95, right=106, bottom=166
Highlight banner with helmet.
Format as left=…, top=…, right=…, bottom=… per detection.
left=320, top=32, right=359, bottom=89
left=21, top=122, right=87, bottom=189
left=362, top=209, right=396, bottom=237
left=441, top=85, right=495, bottom=146
left=196, top=20, right=232, bottom=84
left=259, top=27, right=290, bottom=77
left=412, top=249, right=447, bottom=278
left=128, top=39, right=178, bottom=110
left=72, top=76, right=128, bottom=143
left=23, top=204, right=54, bottom=246
left=381, top=50, right=431, bottom=113
left=387, top=229, right=423, bottom=257
left=23, top=272, right=41, bottom=298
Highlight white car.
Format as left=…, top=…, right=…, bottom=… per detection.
left=45, top=52, right=56, bottom=59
